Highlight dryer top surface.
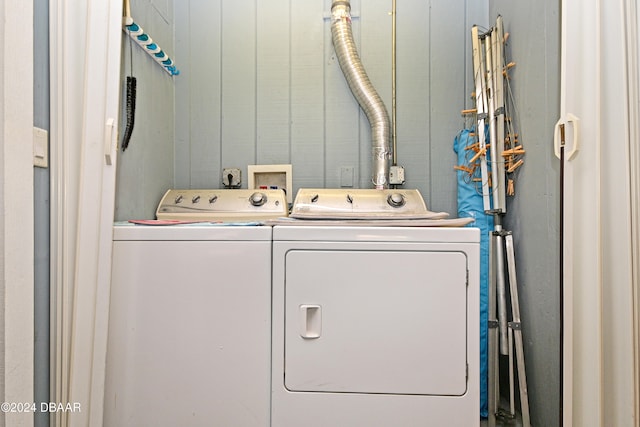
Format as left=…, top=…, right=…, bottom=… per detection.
left=272, top=225, right=480, bottom=243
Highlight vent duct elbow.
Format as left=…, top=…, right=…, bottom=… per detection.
left=331, top=0, right=391, bottom=189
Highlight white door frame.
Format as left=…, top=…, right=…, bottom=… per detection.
left=49, top=0, right=123, bottom=425
left=625, top=0, right=640, bottom=420
left=561, top=0, right=639, bottom=425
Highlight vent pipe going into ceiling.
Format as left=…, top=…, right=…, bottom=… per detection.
left=331, top=0, right=391, bottom=189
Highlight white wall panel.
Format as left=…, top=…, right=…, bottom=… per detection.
left=1, top=2, right=34, bottom=425
left=600, top=3, right=635, bottom=424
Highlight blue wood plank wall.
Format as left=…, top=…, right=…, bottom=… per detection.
left=115, top=0, right=176, bottom=220
left=489, top=2, right=561, bottom=426
left=170, top=0, right=488, bottom=216
left=113, top=3, right=563, bottom=426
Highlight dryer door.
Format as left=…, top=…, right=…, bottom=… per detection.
left=284, top=249, right=469, bottom=396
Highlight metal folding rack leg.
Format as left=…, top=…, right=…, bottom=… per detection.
left=505, top=232, right=531, bottom=426
left=488, top=228, right=531, bottom=427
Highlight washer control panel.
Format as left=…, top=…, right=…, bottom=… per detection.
left=156, top=189, right=288, bottom=221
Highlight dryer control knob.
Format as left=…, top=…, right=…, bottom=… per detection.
left=387, top=193, right=406, bottom=208
left=249, top=192, right=267, bottom=207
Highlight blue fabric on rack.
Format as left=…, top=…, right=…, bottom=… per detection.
left=454, top=128, right=493, bottom=418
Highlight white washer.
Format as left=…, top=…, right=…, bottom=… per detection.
left=104, top=224, right=272, bottom=427
left=271, top=225, right=480, bottom=427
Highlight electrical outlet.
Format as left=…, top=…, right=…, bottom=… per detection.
left=389, top=165, right=405, bottom=185
left=222, top=168, right=241, bottom=188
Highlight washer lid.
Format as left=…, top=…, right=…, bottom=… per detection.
left=112, top=224, right=273, bottom=241
left=290, top=188, right=446, bottom=219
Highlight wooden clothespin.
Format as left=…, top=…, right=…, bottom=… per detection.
left=454, top=165, right=475, bottom=174
left=507, top=179, right=515, bottom=196
left=507, top=159, right=524, bottom=173
left=470, top=146, right=488, bottom=164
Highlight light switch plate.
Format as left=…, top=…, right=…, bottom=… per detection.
left=340, top=166, right=354, bottom=187
left=33, top=127, right=48, bottom=168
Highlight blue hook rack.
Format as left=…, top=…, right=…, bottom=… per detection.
left=124, top=21, right=179, bottom=76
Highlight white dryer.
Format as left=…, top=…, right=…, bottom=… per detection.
left=271, top=225, right=480, bottom=427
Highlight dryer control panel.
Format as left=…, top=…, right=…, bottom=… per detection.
left=290, top=188, right=445, bottom=219
left=156, top=188, right=288, bottom=221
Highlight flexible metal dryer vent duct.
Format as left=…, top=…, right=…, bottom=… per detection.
left=331, top=0, right=391, bottom=189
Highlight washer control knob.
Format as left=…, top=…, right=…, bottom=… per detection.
left=387, top=193, right=406, bottom=208
left=209, top=195, right=218, bottom=204
left=175, top=195, right=183, bottom=204
left=192, top=195, right=201, bottom=203
left=249, top=192, right=267, bottom=207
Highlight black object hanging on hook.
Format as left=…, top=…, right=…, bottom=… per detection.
left=122, top=75, right=137, bottom=151
left=122, top=31, right=137, bottom=152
